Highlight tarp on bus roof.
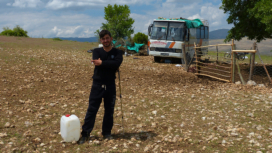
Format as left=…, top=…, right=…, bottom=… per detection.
left=156, top=18, right=204, bottom=29
left=112, top=40, right=145, bottom=53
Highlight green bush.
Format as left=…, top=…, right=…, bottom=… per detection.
left=0, top=25, right=28, bottom=37
left=52, top=37, right=62, bottom=41
left=133, top=32, right=148, bottom=44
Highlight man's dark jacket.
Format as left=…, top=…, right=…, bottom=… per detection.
left=92, top=47, right=123, bottom=83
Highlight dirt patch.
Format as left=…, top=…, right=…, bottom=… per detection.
left=1, top=36, right=272, bottom=152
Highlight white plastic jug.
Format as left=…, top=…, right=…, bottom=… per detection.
left=60, top=114, right=80, bottom=142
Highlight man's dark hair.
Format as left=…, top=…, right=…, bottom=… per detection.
left=99, top=30, right=111, bottom=38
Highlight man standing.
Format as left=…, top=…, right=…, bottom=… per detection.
left=78, top=30, right=123, bottom=144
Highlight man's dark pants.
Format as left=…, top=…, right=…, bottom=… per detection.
left=81, top=80, right=116, bottom=137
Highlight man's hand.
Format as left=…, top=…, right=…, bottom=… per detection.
left=91, top=58, right=102, bottom=66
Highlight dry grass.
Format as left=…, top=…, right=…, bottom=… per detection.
left=1, top=36, right=272, bottom=153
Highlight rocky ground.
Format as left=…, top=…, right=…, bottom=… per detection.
left=1, top=36, right=272, bottom=153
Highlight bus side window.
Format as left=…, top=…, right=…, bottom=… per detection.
left=185, top=29, right=189, bottom=41
left=201, top=26, right=205, bottom=39
left=196, top=28, right=200, bottom=39
left=190, top=28, right=196, bottom=39
left=205, top=26, right=209, bottom=39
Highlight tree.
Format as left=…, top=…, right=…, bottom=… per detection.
left=220, top=0, right=272, bottom=42
left=133, top=32, right=148, bottom=44
left=0, top=25, right=28, bottom=37
left=95, top=4, right=134, bottom=40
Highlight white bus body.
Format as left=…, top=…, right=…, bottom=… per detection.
left=147, top=18, right=209, bottom=63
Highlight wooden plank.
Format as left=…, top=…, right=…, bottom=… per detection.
left=232, top=50, right=256, bottom=53
left=194, top=44, right=232, bottom=48
left=217, top=44, right=232, bottom=46
left=195, top=43, right=199, bottom=74
left=197, top=65, right=231, bottom=73
left=195, top=61, right=231, bottom=69
left=195, top=73, right=231, bottom=82
left=182, top=43, right=188, bottom=71
left=249, top=42, right=256, bottom=81
left=196, top=69, right=231, bottom=78
left=231, top=39, right=235, bottom=83
left=186, top=44, right=196, bottom=72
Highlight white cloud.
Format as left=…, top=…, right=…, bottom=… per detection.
left=45, top=0, right=154, bottom=10
left=0, top=12, right=104, bottom=38
left=188, top=14, right=202, bottom=20
left=0, top=0, right=233, bottom=38
left=10, top=0, right=43, bottom=8
left=131, top=13, right=153, bottom=34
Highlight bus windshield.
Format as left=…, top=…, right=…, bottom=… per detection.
left=151, top=21, right=185, bottom=41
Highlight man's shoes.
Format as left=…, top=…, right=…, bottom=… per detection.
left=78, top=136, right=89, bottom=145
left=103, top=134, right=113, bottom=140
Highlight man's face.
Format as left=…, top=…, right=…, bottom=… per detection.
left=100, top=34, right=112, bottom=47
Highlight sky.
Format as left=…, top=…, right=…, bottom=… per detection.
left=0, top=0, right=233, bottom=38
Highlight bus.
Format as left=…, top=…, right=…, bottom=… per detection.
left=147, top=17, right=209, bottom=64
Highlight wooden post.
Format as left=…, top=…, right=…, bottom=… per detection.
left=236, top=58, right=245, bottom=85
left=231, top=39, right=235, bottom=83
left=249, top=42, right=256, bottom=81
left=182, top=43, right=188, bottom=71
left=194, top=43, right=199, bottom=74
left=216, top=45, right=218, bottom=61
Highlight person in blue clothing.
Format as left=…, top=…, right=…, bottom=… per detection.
left=78, top=30, right=123, bottom=144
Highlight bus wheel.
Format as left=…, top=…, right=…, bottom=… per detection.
left=154, top=56, right=161, bottom=63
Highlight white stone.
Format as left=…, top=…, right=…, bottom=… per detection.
left=247, top=80, right=256, bottom=86
left=144, top=146, right=149, bottom=152
left=249, top=139, right=255, bottom=144
left=152, top=111, right=157, bottom=115
left=235, top=81, right=241, bottom=85
left=248, top=113, right=254, bottom=117
left=123, top=143, right=128, bottom=148
left=93, top=140, right=100, bottom=145
left=4, top=122, right=10, bottom=128
left=0, top=133, right=7, bottom=138
left=258, top=84, right=265, bottom=87
left=256, top=125, right=263, bottom=130
left=231, top=132, right=238, bottom=137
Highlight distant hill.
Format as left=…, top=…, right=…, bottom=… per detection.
left=209, top=29, right=229, bottom=39
left=56, top=37, right=98, bottom=42
left=56, top=29, right=229, bottom=42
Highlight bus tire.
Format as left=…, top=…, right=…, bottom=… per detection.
left=154, top=56, right=161, bottom=63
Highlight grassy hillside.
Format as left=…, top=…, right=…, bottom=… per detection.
left=0, top=36, right=98, bottom=52
left=209, top=37, right=272, bottom=55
